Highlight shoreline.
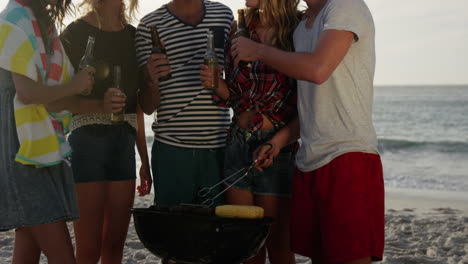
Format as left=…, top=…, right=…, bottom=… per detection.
left=385, top=187, right=468, bottom=212
left=1, top=187, right=467, bottom=263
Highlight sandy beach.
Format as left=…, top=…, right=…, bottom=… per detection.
left=0, top=188, right=466, bottom=264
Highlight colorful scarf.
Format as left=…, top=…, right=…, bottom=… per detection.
left=0, top=0, right=74, bottom=167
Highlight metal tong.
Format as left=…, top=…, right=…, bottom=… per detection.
left=196, top=160, right=258, bottom=207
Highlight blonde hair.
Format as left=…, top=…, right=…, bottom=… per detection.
left=245, top=0, right=300, bottom=51
left=79, top=0, right=139, bottom=28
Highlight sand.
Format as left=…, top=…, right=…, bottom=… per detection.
left=1, top=188, right=467, bottom=264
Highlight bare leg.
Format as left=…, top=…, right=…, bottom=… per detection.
left=255, top=195, right=295, bottom=264
left=12, top=228, right=40, bottom=264
left=74, top=182, right=107, bottom=264
left=14, top=221, right=76, bottom=264
left=225, top=186, right=255, bottom=206
left=100, top=180, right=135, bottom=264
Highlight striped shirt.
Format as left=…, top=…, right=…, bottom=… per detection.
left=135, top=1, right=233, bottom=148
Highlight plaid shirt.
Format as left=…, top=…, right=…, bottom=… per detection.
left=214, top=21, right=297, bottom=131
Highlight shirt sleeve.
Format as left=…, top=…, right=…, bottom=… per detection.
left=322, top=0, right=373, bottom=41
left=135, top=19, right=153, bottom=68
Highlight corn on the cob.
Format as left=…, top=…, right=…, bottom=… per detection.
left=215, top=205, right=264, bottom=219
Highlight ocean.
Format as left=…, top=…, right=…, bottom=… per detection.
left=374, top=85, right=468, bottom=192
left=142, top=85, right=468, bottom=193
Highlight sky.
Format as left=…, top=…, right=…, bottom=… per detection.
left=1, top=0, right=467, bottom=86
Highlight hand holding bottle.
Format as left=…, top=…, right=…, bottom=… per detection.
left=71, top=67, right=95, bottom=95
left=146, top=54, right=171, bottom=85
left=111, top=65, right=125, bottom=122
left=231, top=37, right=260, bottom=67
left=147, top=25, right=171, bottom=83
left=103, top=88, right=126, bottom=113
left=200, top=64, right=222, bottom=89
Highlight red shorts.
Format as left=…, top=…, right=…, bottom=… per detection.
left=290, top=152, right=384, bottom=263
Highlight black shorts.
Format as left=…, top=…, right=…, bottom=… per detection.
left=69, top=123, right=136, bottom=183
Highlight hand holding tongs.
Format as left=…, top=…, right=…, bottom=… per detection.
left=197, top=159, right=258, bottom=207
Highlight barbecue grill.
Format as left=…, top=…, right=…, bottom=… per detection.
left=132, top=205, right=272, bottom=264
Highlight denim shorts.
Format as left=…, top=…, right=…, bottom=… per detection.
left=223, top=125, right=296, bottom=196
left=68, top=123, right=136, bottom=183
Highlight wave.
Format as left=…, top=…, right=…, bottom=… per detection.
left=378, top=139, right=468, bottom=154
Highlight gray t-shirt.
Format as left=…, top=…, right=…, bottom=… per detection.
left=294, top=0, right=378, bottom=172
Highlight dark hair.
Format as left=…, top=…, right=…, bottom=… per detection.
left=27, top=0, right=73, bottom=52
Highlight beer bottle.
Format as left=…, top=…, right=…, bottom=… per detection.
left=203, top=30, right=219, bottom=90
left=236, top=9, right=249, bottom=39
left=79, top=35, right=95, bottom=95
left=235, top=9, right=251, bottom=68
left=111, top=65, right=125, bottom=123
left=150, top=25, right=171, bottom=82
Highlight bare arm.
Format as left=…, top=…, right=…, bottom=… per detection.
left=231, top=29, right=355, bottom=84
left=138, top=71, right=160, bottom=115
left=46, top=88, right=126, bottom=114
left=138, top=54, right=171, bottom=114
left=12, top=67, right=95, bottom=105
left=46, top=96, right=104, bottom=113
left=10, top=67, right=126, bottom=115
left=135, top=105, right=152, bottom=196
